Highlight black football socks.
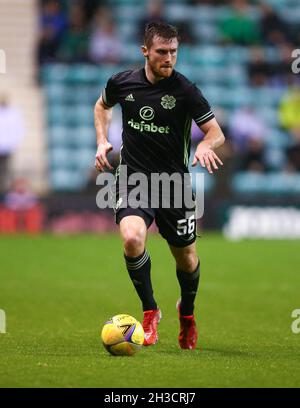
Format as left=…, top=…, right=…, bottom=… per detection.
left=176, top=260, right=200, bottom=316
left=124, top=250, right=157, bottom=312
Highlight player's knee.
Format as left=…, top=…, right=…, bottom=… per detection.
left=177, top=253, right=198, bottom=273
left=122, top=228, right=145, bottom=257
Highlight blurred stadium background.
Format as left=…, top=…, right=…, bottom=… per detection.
left=0, top=0, right=300, bottom=237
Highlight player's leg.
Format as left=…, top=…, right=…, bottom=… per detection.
left=155, top=205, right=199, bottom=349
left=120, top=214, right=147, bottom=258
left=154, top=209, right=200, bottom=316
left=120, top=214, right=157, bottom=311
left=169, top=242, right=200, bottom=316
left=169, top=242, right=200, bottom=350
left=119, top=213, right=161, bottom=345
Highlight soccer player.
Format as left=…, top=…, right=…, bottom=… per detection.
left=94, top=22, right=225, bottom=349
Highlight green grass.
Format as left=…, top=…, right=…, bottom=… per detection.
left=0, top=233, right=300, bottom=388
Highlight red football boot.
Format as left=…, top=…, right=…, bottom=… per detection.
left=177, top=300, right=198, bottom=350
left=142, top=308, right=162, bottom=346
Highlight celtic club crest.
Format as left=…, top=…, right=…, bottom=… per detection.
left=161, top=95, right=176, bottom=109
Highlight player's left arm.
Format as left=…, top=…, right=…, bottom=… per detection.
left=192, top=118, right=225, bottom=174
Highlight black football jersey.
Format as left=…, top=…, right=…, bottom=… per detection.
left=102, top=68, right=214, bottom=175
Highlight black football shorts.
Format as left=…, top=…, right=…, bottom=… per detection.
left=113, top=167, right=197, bottom=248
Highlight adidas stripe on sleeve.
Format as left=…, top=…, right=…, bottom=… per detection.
left=187, top=84, right=215, bottom=126
left=102, top=76, right=120, bottom=107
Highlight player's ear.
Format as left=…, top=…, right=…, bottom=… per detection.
left=141, top=45, right=148, bottom=58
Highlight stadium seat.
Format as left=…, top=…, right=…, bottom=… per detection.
left=49, top=147, right=73, bottom=169
left=48, top=126, right=68, bottom=147
left=47, top=105, right=67, bottom=126
left=50, top=169, right=86, bottom=191
left=193, top=24, right=221, bottom=44
left=265, top=129, right=291, bottom=148
left=225, top=47, right=250, bottom=65
left=66, top=65, right=100, bottom=84
left=49, top=126, right=96, bottom=149
left=192, top=5, right=218, bottom=23
left=117, top=22, right=138, bottom=42
left=264, top=147, right=287, bottom=170
left=121, top=44, right=143, bottom=64
left=45, top=84, right=67, bottom=103
left=192, top=46, right=227, bottom=66
left=199, top=85, right=227, bottom=108
left=72, top=148, right=95, bottom=171
left=46, top=85, right=99, bottom=105
left=48, top=105, right=93, bottom=127
left=232, top=172, right=300, bottom=195
left=41, top=64, right=69, bottom=83
left=72, top=105, right=94, bottom=126
left=224, top=65, right=247, bottom=87
left=72, top=127, right=96, bottom=148
left=114, top=5, right=144, bottom=22
left=164, top=4, right=193, bottom=21
left=258, top=107, right=279, bottom=127
left=71, top=86, right=100, bottom=105
left=164, top=0, right=190, bottom=3
left=265, top=173, right=300, bottom=194
left=280, top=6, right=300, bottom=23
left=252, top=87, right=285, bottom=108
left=106, top=0, right=141, bottom=4
left=177, top=45, right=192, bottom=65
left=232, top=172, right=267, bottom=194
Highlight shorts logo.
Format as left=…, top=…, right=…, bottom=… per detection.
left=161, top=95, right=176, bottom=109
left=139, top=106, right=155, bottom=121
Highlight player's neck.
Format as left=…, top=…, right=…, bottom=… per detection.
left=144, top=63, right=165, bottom=84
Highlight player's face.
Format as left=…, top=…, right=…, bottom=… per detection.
left=143, top=36, right=178, bottom=79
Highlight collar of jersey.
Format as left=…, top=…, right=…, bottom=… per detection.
left=141, top=68, right=176, bottom=88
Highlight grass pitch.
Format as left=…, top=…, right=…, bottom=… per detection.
left=0, top=233, right=299, bottom=388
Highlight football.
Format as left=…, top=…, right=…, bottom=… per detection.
left=101, top=314, right=144, bottom=356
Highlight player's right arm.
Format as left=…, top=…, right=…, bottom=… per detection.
left=94, top=95, right=114, bottom=172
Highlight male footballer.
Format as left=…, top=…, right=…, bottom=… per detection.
left=94, top=22, right=225, bottom=349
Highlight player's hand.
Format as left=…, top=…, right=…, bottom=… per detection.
left=192, top=141, right=223, bottom=174
left=95, top=142, right=114, bottom=172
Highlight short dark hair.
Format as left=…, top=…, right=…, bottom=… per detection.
left=144, top=21, right=179, bottom=48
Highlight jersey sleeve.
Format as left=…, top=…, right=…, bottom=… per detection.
left=102, top=75, right=120, bottom=107
left=187, top=84, right=215, bottom=126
